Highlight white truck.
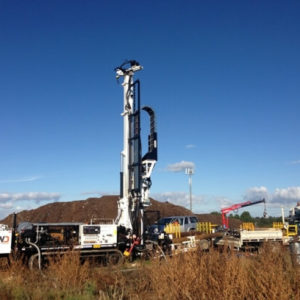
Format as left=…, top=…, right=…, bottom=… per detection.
left=215, top=228, right=284, bottom=251
left=0, top=224, right=12, bottom=257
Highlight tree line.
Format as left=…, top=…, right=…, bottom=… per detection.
left=211, top=211, right=282, bottom=227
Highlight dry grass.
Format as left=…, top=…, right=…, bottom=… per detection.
left=143, top=244, right=300, bottom=300
left=0, top=244, right=299, bottom=299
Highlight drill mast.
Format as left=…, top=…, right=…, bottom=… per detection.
left=114, top=60, right=157, bottom=236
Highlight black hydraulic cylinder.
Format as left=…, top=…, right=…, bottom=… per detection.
left=131, top=80, right=141, bottom=193
left=120, top=172, right=124, bottom=198
left=142, top=106, right=158, bottom=161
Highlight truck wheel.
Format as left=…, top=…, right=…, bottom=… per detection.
left=107, top=251, right=123, bottom=266
left=28, top=253, right=41, bottom=270
left=0, top=255, right=10, bottom=269
left=145, top=243, right=167, bottom=261
left=199, top=239, right=210, bottom=251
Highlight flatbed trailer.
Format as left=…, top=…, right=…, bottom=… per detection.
left=215, top=228, right=284, bottom=251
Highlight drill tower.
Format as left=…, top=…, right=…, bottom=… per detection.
left=114, top=60, right=157, bottom=236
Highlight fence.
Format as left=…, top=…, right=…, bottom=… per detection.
left=273, top=222, right=284, bottom=229
left=164, top=223, right=181, bottom=238
left=240, top=223, right=255, bottom=231
left=164, top=222, right=217, bottom=237
left=196, top=222, right=216, bottom=234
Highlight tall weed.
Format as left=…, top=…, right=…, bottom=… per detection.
left=0, top=244, right=299, bottom=299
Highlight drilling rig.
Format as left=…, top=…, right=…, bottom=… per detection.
left=0, top=60, right=170, bottom=268
left=114, top=60, right=171, bottom=258
left=114, top=60, right=157, bottom=239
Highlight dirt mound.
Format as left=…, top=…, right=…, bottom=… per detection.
left=1, top=196, right=119, bottom=226
left=0, top=196, right=241, bottom=228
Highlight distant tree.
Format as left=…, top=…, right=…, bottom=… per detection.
left=229, top=213, right=240, bottom=219
left=254, top=216, right=282, bottom=227
left=211, top=211, right=221, bottom=216
left=210, top=210, right=282, bottom=228
left=240, top=211, right=253, bottom=222
left=233, top=214, right=240, bottom=219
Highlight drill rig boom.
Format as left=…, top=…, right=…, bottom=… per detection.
left=114, top=60, right=157, bottom=236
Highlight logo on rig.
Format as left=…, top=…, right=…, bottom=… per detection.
left=0, top=236, right=10, bottom=243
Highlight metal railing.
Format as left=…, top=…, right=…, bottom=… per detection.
left=273, top=222, right=284, bottom=229
left=240, top=223, right=255, bottom=231
left=164, top=222, right=217, bottom=237
left=164, top=223, right=181, bottom=238
left=196, top=222, right=216, bottom=234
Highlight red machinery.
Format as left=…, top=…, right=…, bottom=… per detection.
left=221, top=199, right=267, bottom=229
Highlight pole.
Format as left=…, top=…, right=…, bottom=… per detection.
left=185, top=168, right=194, bottom=212
left=189, top=174, right=192, bottom=212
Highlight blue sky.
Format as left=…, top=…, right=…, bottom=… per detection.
left=0, top=0, right=300, bottom=219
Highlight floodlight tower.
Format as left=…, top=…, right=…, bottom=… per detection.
left=185, top=168, right=194, bottom=212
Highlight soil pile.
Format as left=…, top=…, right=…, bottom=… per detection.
left=0, top=195, right=241, bottom=228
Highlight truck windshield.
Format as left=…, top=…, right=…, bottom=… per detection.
left=157, top=218, right=183, bottom=225
left=157, top=218, right=173, bottom=225
left=83, top=226, right=100, bottom=235
left=190, top=217, right=198, bottom=223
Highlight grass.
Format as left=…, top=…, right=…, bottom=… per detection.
left=0, top=244, right=299, bottom=299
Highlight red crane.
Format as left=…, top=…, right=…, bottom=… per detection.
left=221, top=199, right=267, bottom=229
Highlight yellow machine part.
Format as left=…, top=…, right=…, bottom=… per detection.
left=273, top=222, right=284, bottom=229
left=165, top=223, right=181, bottom=238
left=240, top=223, right=255, bottom=231
left=273, top=222, right=298, bottom=236
left=49, top=232, right=64, bottom=241
left=287, top=225, right=298, bottom=236
left=196, top=222, right=216, bottom=234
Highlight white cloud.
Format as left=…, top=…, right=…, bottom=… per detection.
left=166, top=161, right=195, bottom=173
left=81, top=191, right=102, bottom=196
left=215, top=196, right=233, bottom=209
left=81, top=191, right=118, bottom=197
left=152, top=191, right=188, bottom=207
left=0, top=192, right=61, bottom=220
left=0, top=192, right=61, bottom=203
left=243, top=186, right=300, bottom=207
left=0, top=206, right=24, bottom=220
left=0, top=176, right=41, bottom=184
left=272, top=187, right=300, bottom=205
left=0, top=202, right=13, bottom=209
left=185, top=144, right=196, bottom=149
left=290, top=160, right=300, bottom=165
left=152, top=186, right=300, bottom=216
left=152, top=192, right=205, bottom=211
left=244, top=186, right=269, bottom=202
